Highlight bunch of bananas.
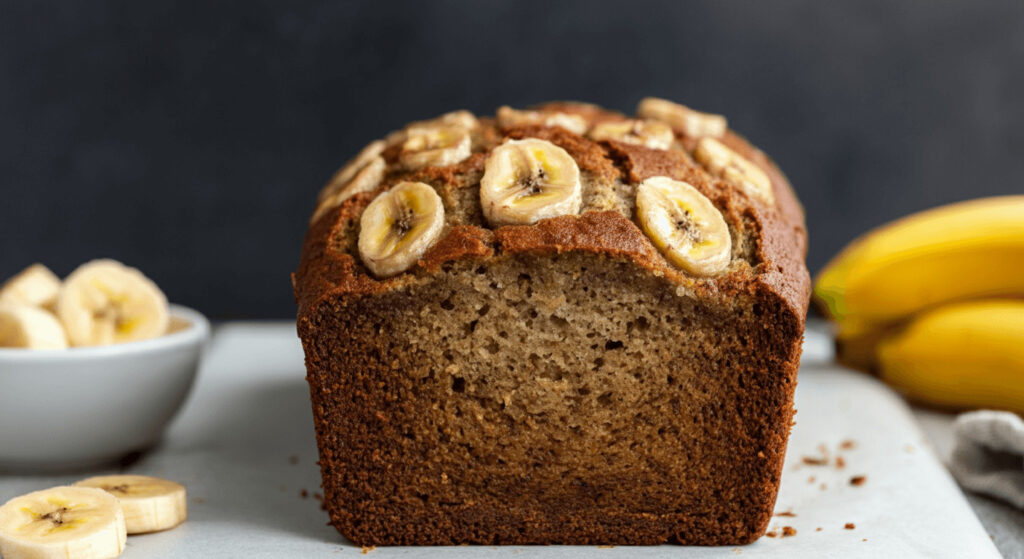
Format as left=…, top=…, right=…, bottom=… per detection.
left=814, top=196, right=1024, bottom=413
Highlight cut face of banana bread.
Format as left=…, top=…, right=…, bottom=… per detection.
left=294, top=99, right=809, bottom=546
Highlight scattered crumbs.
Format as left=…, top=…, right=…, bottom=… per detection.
left=850, top=475, right=867, bottom=486
left=819, top=483, right=827, bottom=490
left=802, top=455, right=828, bottom=466
left=815, top=527, right=823, bottom=532
left=361, top=545, right=376, bottom=554
left=300, top=489, right=309, bottom=498
left=807, top=476, right=816, bottom=484
left=289, top=455, right=300, bottom=465
left=782, top=526, right=796, bottom=537
left=835, top=456, right=846, bottom=469
left=840, top=439, right=856, bottom=450
left=765, top=530, right=778, bottom=538
left=773, top=510, right=797, bottom=517
left=315, top=492, right=328, bottom=511
left=845, top=523, right=856, bottom=530
left=191, top=497, right=206, bottom=504
left=904, top=444, right=916, bottom=453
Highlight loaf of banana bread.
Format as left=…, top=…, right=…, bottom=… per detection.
left=294, top=98, right=809, bottom=546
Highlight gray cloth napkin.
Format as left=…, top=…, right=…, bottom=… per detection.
left=950, top=410, right=1024, bottom=510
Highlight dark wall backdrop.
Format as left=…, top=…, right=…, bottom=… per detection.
left=2, top=0, right=1022, bottom=318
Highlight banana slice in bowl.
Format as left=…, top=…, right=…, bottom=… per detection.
left=0, top=304, right=69, bottom=350
left=0, top=486, right=127, bottom=559
left=0, top=263, right=62, bottom=310
left=57, top=259, right=169, bottom=348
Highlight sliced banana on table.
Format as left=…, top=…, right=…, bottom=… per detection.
left=358, top=181, right=446, bottom=278
left=399, top=126, right=471, bottom=170
left=0, top=303, right=69, bottom=349
left=0, top=486, right=127, bottom=559
left=311, top=155, right=386, bottom=223
left=0, top=263, right=62, bottom=310
left=75, top=476, right=186, bottom=535
left=496, top=106, right=589, bottom=135
left=480, top=138, right=582, bottom=226
left=57, top=259, right=169, bottom=347
left=694, top=137, right=775, bottom=206
left=636, top=176, right=732, bottom=276
left=588, top=119, right=674, bottom=150
left=637, top=97, right=727, bottom=139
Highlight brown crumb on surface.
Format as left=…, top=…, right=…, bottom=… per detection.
left=850, top=475, right=867, bottom=486
left=289, top=455, right=300, bottom=465
left=845, top=523, right=856, bottom=530
left=361, top=545, right=376, bottom=554
left=773, top=510, right=797, bottom=517
left=782, top=526, right=797, bottom=537
left=820, top=483, right=827, bottom=490
left=835, top=456, right=846, bottom=469
left=840, top=439, right=856, bottom=450
left=808, top=475, right=816, bottom=484
left=300, top=489, right=309, bottom=498
left=815, top=527, right=822, bottom=532
left=862, top=538, right=868, bottom=542
left=314, top=492, right=327, bottom=511
left=802, top=455, right=828, bottom=466
left=597, top=545, right=615, bottom=549
left=765, top=530, right=778, bottom=538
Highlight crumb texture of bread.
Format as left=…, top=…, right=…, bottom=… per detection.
left=294, top=100, right=810, bottom=546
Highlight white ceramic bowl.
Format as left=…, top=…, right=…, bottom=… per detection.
left=0, top=305, right=209, bottom=472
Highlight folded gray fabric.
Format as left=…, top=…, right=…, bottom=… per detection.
left=949, top=410, right=1024, bottom=510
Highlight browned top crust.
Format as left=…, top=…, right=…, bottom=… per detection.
left=294, top=101, right=809, bottom=324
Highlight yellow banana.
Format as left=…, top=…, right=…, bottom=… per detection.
left=876, top=300, right=1024, bottom=414
left=814, top=196, right=1024, bottom=323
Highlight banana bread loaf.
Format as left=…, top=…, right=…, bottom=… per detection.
left=293, top=98, right=810, bottom=546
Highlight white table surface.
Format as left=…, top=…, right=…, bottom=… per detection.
left=0, top=323, right=1011, bottom=558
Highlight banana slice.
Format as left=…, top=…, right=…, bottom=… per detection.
left=74, top=476, right=186, bottom=535
left=399, top=126, right=471, bottom=170
left=637, top=97, right=727, bottom=138
left=0, top=303, right=69, bottom=349
left=311, top=155, right=386, bottom=224
left=407, top=109, right=478, bottom=133
left=57, top=260, right=169, bottom=347
left=588, top=119, right=674, bottom=150
left=358, top=181, right=445, bottom=278
left=0, top=264, right=62, bottom=310
left=480, top=138, right=582, bottom=226
left=694, top=137, right=775, bottom=206
left=496, top=106, right=589, bottom=135
left=317, top=140, right=386, bottom=205
left=0, top=486, right=127, bottom=559
left=636, top=176, right=732, bottom=276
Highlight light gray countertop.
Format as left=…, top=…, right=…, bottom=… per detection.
left=0, top=322, right=1017, bottom=558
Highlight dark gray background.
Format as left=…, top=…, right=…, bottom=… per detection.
left=1, top=0, right=1022, bottom=318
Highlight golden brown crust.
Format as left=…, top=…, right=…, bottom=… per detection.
left=294, top=100, right=809, bottom=546
left=295, top=103, right=809, bottom=325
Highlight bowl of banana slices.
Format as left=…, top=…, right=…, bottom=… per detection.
left=0, top=259, right=209, bottom=471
